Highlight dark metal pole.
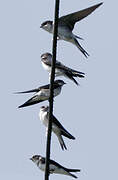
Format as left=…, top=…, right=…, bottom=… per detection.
left=44, top=0, right=60, bottom=180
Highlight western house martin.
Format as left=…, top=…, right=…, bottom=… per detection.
left=30, top=155, right=80, bottom=178
left=40, top=2, right=103, bottom=58
left=39, top=106, right=75, bottom=150
left=16, top=80, right=66, bottom=108
left=41, top=52, right=85, bottom=85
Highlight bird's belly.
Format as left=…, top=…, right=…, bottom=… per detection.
left=39, top=163, right=68, bottom=175
left=55, top=69, right=63, bottom=76
left=58, top=26, right=72, bottom=40
left=39, top=163, right=45, bottom=171
left=42, top=62, right=63, bottom=77
left=39, top=89, right=50, bottom=99
left=43, top=119, right=48, bottom=127
left=40, top=112, right=48, bottom=127
left=42, top=62, right=51, bottom=73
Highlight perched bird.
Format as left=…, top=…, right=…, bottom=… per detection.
left=41, top=52, right=85, bottom=85
left=39, top=106, right=75, bottom=150
left=30, top=155, right=80, bottom=178
left=16, top=80, right=66, bottom=108
left=40, top=2, right=103, bottom=58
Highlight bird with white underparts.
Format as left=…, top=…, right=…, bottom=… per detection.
left=39, top=105, right=75, bottom=150
left=30, top=155, right=80, bottom=178
left=40, top=2, right=103, bottom=58
left=41, top=52, right=85, bottom=85
left=16, top=80, right=66, bottom=108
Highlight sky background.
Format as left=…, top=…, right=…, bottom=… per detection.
left=0, top=0, right=118, bottom=180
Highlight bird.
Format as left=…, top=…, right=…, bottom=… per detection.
left=41, top=52, right=85, bottom=85
left=30, top=155, right=80, bottom=178
left=39, top=105, right=75, bottom=150
left=16, top=80, right=66, bottom=108
left=40, top=2, right=103, bottom=58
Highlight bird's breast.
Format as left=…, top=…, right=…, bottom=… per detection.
left=38, top=162, right=45, bottom=171
left=40, top=111, right=48, bottom=127
left=54, top=87, right=61, bottom=97
left=42, top=62, right=51, bottom=72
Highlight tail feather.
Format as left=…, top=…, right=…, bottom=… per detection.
left=76, top=74, right=85, bottom=78
left=65, top=71, right=85, bottom=85
left=65, top=169, right=81, bottom=179
left=71, top=78, right=79, bottom=85
left=73, top=72, right=85, bottom=78
left=73, top=38, right=89, bottom=58
left=58, top=136, right=67, bottom=150
left=75, top=35, right=84, bottom=40
left=64, top=72, right=79, bottom=85
left=67, top=172, right=78, bottom=179
left=72, top=70, right=85, bottom=75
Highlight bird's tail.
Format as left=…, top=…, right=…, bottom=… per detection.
left=65, top=168, right=81, bottom=179
left=65, top=72, right=79, bottom=85
left=58, top=135, right=67, bottom=150
left=65, top=70, right=85, bottom=85
left=72, top=38, right=89, bottom=58
left=75, top=35, right=84, bottom=40
left=73, top=71, right=85, bottom=78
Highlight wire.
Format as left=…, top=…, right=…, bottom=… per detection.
left=44, top=0, right=60, bottom=180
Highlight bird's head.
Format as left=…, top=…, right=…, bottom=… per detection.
left=41, top=52, right=52, bottom=63
left=30, top=155, right=41, bottom=163
left=40, top=105, right=49, bottom=112
left=55, top=80, right=66, bottom=87
left=40, top=21, right=53, bottom=33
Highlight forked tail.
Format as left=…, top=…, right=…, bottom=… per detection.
left=58, top=135, right=67, bottom=150
left=73, top=38, right=89, bottom=58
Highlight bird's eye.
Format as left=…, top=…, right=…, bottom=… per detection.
left=42, top=57, right=46, bottom=59
left=44, top=23, right=48, bottom=26
left=35, top=155, right=39, bottom=160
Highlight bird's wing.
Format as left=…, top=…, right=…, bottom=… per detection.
left=59, top=2, right=103, bottom=31
left=49, top=113, right=75, bottom=139
left=49, top=159, right=66, bottom=170
left=39, top=83, right=50, bottom=90
left=49, top=159, right=79, bottom=178
left=39, top=81, right=61, bottom=90
left=18, top=95, right=44, bottom=108
left=43, top=59, right=63, bottom=69
left=55, top=61, right=84, bottom=75
left=46, top=112, right=64, bottom=129
left=53, top=115, right=67, bottom=130
left=15, top=83, right=51, bottom=94
left=15, top=88, right=40, bottom=94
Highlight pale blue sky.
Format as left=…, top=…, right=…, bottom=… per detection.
left=0, top=0, right=118, bottom=180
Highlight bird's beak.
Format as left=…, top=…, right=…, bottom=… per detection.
left=40, top=24, right=43, bottom=28
left=29, top=158, right=33, bottom=161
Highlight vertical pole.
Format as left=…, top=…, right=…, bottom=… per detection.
left=44, top=0, right=60, bottom=180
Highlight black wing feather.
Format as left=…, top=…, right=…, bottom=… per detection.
left=59, top=2, right=103, bottom=31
